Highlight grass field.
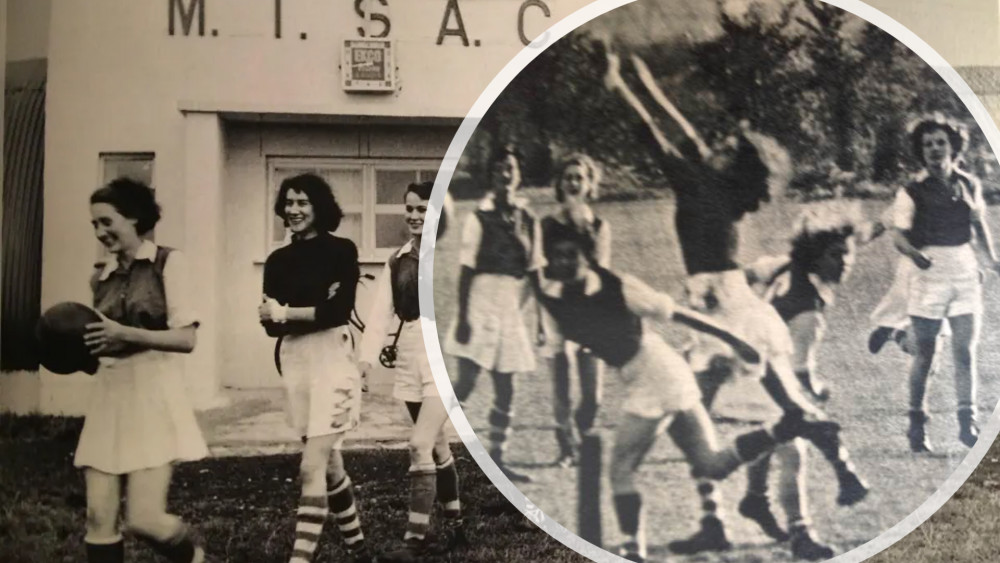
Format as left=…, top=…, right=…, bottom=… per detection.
left=432, top=191, right=1000, bottom=562
left=0, top=414, right=590, bottom=563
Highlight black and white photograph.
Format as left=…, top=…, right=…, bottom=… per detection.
left=2, top=0, right=1000, bottom=563
left=430, top=0, right=1000, bottom=562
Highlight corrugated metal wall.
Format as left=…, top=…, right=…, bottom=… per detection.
left=2, top=60, right=46, bottom=371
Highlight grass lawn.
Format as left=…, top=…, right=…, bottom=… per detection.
left=432, top=191, right=1000, bottom=562
left=0, top=415, right=588, bottom=563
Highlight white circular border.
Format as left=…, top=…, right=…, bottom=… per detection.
left=418, top=1, right=1000, bottom=562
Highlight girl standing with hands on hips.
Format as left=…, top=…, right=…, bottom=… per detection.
left=259, top=173, right=372, bottom=563
left=78, top=178, right=206, bottom=563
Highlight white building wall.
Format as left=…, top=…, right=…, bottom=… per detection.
left=10, top=0, right=1000, bottom=413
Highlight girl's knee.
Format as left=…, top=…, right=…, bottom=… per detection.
left=85, top=507, right=118, bottom=536
left=126, top=509, right=177, bottom=540
left=690, top=450, right=738, bottom=480
left=609, top=463, right=635, bottom=494
left=409, top=438, right=436, bottom=466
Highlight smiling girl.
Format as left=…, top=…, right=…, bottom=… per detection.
left=890, top=115, right=1000, bottom=452
left=260, top=173, right=372, bottom=563
left=77, top=178, right=206, bottom=563
left=359, top=181, right=466, bottom=561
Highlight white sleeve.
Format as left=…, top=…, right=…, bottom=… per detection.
left=458, top=213, right=482, bottom=269
left=595, top=221, right=612, bottom=269
left=892, top=189, right=916, bottom=231
left=621, top=274, right=675, bottom=321
left=162, top=250, right=199, bottom=329
left=358, top=261, right=395, bottom=366
left=745, top=255, right=789, bottom=285
left=527, top=215, right=547, bottom=272
left=971, top=178, right=987, bottom=223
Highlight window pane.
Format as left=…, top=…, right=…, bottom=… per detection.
left=375, top=213, right=409, bottom=249
left=376, top=169, right=418, bottom=204
left=335, top=213, right=363, bottom=247
left=320, top=168, right=364, bottom=206
left=103, top=155, right=154, bottom=186
left=417, top=167, right=441, bottom=184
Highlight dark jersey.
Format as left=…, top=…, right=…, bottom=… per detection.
left=904, top=171, right=978, bottom=248
left=538, top=267, right=644, bottom=368
left=262, top=232, right=360, bottom=336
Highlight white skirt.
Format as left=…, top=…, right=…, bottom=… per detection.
left=74, top=352, right=208, bottom=475
left=279, top=326, right=362, bottom=439
left=444, top=274, right=536, bottom=374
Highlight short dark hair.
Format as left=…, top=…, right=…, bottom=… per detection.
left=789, top=205, right=857, bottom=272
left=554, top=153, right=601, bottom=202
left=909, top=115, right=968, bottom=166
left=489, top=143, right=523, bottom=166
left=90, top=178, right=161, bottom=236
left=274, top=173, right=344, bottom=232
left=405, top=181, right=434, bottom=202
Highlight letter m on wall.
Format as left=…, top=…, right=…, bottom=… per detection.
left=169, top=0, right=205, bottom=36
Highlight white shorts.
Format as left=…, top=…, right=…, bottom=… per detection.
left=621, top=333, right=702, bottom=420
left=685, top=270, right=794, bottom=379
left=279, top=326, right=362, bottom=440
left=908, top=245, right=982, bottom=319
left=445, top=274, right=536, bottom=374
left=393, top=320, right=439, bottom=403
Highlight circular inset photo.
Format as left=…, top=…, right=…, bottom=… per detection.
left=422, top=1, right=1000, bottom=561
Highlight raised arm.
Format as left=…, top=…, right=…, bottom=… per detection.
left=620, top=274, right=759, bottom=364
left=630, top=54, right=712, bottom=161
left=605, top=51, right=684, bottom=161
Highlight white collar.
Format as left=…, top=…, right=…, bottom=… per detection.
left=541, top=269, right=602, bottom=299
left=395, top=239, right=416, bottom=258
left=806, top=273, right=837, bottom=305
left=98, top=239, right=157, bottom=281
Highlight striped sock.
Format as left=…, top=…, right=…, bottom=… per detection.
left=289, top=496, right=328, bottom=563
left=695, top=479, right=721, bottom=520
left=436, top=456, right=462, bottom=520
left=328, top=475, right=366, bottom=554
left=404, top=466, right=437, bottom=542
left=85, top=535, right=124, bottom=563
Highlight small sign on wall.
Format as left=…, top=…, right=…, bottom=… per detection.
left=342, top=39, right=396, bottom=92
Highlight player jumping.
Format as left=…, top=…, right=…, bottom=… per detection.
left=604, top=44, right=868, bottom=556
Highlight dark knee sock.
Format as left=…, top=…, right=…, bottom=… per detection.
left=613, top=492, right=642, bottom=537
left=86, top=538, right=124, bottom=563
left=136, top=524, right=197, bottom=563
left=436, top=456, right=462, bottom=520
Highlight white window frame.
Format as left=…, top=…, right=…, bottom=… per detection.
left=266, top=157, right=440, bottom=263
